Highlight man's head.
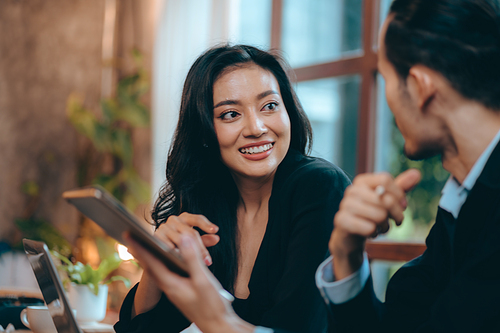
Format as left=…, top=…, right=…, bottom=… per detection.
left=386, top=0, right=500, bottom=109
left=378, top=0, right=500, bottom=160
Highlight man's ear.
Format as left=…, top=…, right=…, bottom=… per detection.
left=407, top=65, right=436, bottom=110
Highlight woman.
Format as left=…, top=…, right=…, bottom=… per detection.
left=114, top=44, right=350, bottom=333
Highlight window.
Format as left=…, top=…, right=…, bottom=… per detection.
left=269, top=0, right=378, bottom=179
left=295, top=75, right=361, bottom=178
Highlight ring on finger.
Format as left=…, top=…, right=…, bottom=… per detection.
left=375, top=185, right=386, bottom=197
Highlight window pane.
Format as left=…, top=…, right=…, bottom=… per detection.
left=295, top=75, right=361, bottom=179
left=374, top=74, right=449, bottom=241
left=232, top=0, right=272, bottom=49
left=281, top=0, right=363, bottom=68
left=379, top=0, right=392, bottom=28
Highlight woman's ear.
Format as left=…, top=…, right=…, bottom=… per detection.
left=407, top=65, right=436, bottom=110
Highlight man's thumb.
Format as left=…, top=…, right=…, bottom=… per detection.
left=395, top=168, right=421, bottom=193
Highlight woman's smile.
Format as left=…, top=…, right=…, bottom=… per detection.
left=239, top=141, right=274, bottom=160
left=213, top=64, right=291, bottom=180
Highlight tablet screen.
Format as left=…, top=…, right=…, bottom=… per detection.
left=63, top=186, right=189, bottom=277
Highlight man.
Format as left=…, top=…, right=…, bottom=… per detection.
left=320, top=0, right=500, bottom=331
left=126, top=0, right=500, bottom=331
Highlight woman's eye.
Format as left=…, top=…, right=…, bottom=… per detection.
left=262, top=102, right=278, bottom=111
left=220, top=111, right=239, bottom=120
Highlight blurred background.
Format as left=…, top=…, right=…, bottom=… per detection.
left=0, top=0, right=448, bottom=321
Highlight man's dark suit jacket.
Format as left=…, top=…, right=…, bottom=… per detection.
left=327, top=141, right=500, bottom=332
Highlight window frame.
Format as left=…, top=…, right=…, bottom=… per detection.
left=271, top=0, right=381, bottom=174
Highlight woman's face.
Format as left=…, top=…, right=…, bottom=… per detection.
left=212, top=64, right=291, bottom=181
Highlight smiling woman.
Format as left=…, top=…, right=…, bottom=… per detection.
left=213, top=64, right=291, bottom=181
left=114, top=45, right=351, bottom=333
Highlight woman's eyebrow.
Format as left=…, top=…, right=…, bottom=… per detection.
left=214, top=99, right=239, bottom=109
left=213, top=90, right=279, bottom=109
left=257, top=90, right=279, bottom=100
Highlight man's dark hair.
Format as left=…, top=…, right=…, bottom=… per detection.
left=387, top=0, right=500, bottom=110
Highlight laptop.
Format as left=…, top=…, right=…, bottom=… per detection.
left=23, top=239, right=113, bottom=333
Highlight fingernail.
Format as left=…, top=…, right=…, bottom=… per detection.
left=211, top=225, right=219, bottom=232
left=204, top=255, right=212, bottom=266
left=400, top=197, right=408, bottom=209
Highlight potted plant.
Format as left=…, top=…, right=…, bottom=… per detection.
left=52, top=250, right=131, bottom=324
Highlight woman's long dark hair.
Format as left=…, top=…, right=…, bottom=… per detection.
left=151, top=44, right=312, bottom=292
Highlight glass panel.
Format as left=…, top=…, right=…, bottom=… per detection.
left=281, top=0, right=363, bottom=68
left=371, top=260, right=405, bottom=301
left=379, top=0, right=393, bottom=28
left=231, top=0, right=272, bottom=49
left=295, top=75, right=361, bottom=179
left=374, top=74, right=449, bottom=241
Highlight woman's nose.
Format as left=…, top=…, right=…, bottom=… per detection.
left=243, top=111, right=267, bottom=137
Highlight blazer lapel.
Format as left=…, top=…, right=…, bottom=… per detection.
left=453, top=141, right=500, bottom=272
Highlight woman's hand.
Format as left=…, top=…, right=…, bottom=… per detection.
left=125, top=233, right=255, bottom=333
left=329, top=169, right=421, bottom=280
left=157, top=212, right=220, bottom=266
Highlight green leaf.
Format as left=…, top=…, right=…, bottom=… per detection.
left=100, top=99, right=119, bottom=123
left=116, top=104, right=150, bottom=127
left=91, top=123, right=113, bottom=152
left=104, top=275, right=131, bottom=288
left=21, top=181, right=40, bottom=197
left=15, top=219, right=72, bottom=257
left=126, top=171, right=151, bottom=202
left=111, top=129, right=133, bottom=165
left=92, top=174, right=120, bottom=195
left=122, top=169, right=151, bottom=211
left=51, top=250, right=73, bottom=266
left=87, top=282, right=99, bottom=296
left=95, top=252, right=122, bottom=281
left=66, top=94, right=98, bottom=140
left=95, top=237, right=118, bottom=265
left=131, top=48, right=143, bottom=65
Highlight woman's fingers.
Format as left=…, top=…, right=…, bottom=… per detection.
left=201, top=234, right=220, bottom=247
left=178, top=213, right=219, bottom=234
left=156, top=216, right=214, bottom=266
left=153, top=226, right=176, bottom=249
left=174, top=219, right=214, bottom=265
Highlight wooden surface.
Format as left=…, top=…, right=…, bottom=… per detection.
left=365, top=241, right=427, bottom=262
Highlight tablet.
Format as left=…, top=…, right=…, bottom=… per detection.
left=62, top=186, right=189, bottom=277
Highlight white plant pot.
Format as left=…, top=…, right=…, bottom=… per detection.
left=68, top=283, right=108, bottom=324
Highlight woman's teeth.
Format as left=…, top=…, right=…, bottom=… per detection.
left=239, top=143, right=273, bottom=155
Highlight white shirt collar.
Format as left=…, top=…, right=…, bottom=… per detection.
left=439, top=129, right=500, bottom=218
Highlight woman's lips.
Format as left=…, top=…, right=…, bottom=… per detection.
left=239, top=142, right=274, bottom=161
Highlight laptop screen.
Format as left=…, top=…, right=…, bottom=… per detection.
left=23, top=239, right=83, bottom=333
